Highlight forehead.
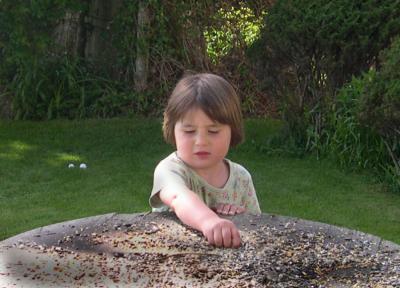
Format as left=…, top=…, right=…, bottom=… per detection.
left=178, top=108, right=219, bottom=126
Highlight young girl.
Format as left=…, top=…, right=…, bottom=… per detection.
left=149, top=73, right=261, bottom=248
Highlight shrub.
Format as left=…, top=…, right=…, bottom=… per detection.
left=359, top=36, right=400, bottom=191
left=1, top=1, right=275, bottom=119
left=359, top=37, right=400, bottom=140
left=250, top=0, right=400, bottom=147
left=324, top=36, right=400, bottom=193
left=324, top=72, right=387, bottom=169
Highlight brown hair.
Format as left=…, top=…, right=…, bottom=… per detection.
left=163, top=73, right=244, bottom=147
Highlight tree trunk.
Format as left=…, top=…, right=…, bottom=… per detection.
left=54, top=0, right=122, bottom=66
left=54, top=10, right=83, bottom=57
left=85, top=0, right=122, bottom=64
left=134, top=0, right=150, bottom=92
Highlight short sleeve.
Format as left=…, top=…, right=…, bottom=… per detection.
left=236, top=166, right=261, bottom=215
left=149, top=155, right=188, bottom=209
left=243, top=175, right=261, bottom=214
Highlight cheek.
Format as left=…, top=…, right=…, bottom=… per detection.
left=215, top=131, right=231, bottom=154
left=174, top=131, right=190, bottom=149
left=222, top=129, right=232, bottom=147
left=173, top=126, right=183, bottom=146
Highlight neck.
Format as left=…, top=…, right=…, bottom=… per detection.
left=194, top=161, right=229, bottom=188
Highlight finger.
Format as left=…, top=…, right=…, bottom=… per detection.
left=213, top=226, right=223, bottom=247
left=222, top=204, right=231, bottom=215
left=203, top=229, right=215, bottom=246
left=216, top=204, right=224, bottom=214
left=208, top=235, right=215, bottom=246
left=235, top=206, right=246, bottom=214
left=232, top=227, right=241, bottom=248
left=228, top=205, right=236, bottom=215
left=222, top=226, right=232, bottom=248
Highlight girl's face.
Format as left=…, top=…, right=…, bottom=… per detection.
left=174, top=107, right=231, bottom=174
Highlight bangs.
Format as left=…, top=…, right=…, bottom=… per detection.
left=195, top=92, right=231, bottom=125
left=163, top=73, right=244, bottom=147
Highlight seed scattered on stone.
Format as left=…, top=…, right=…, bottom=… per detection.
left=2, top=213, right=399, bottom=287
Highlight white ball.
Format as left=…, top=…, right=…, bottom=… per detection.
left=68, top=163, right=75, bottom=168
left=79, top=163, right=87, bottom=169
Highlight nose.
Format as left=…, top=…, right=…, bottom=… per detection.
left=195, top=131, right=208, bottom=146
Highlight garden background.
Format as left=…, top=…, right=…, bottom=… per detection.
left=0, top=0, right=399, bottom=243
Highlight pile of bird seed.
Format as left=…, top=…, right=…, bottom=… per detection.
left=1, top=213, right=399, bottom=287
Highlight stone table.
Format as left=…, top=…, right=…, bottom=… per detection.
left=1, top=212, right=399, bottom=287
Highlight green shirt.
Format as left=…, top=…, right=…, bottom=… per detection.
left=150, top=152, right=261, bottom=214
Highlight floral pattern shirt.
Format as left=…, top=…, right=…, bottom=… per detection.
left=150, top=152, right=261, bottom=214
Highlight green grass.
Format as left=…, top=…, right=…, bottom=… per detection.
left=1, top=118, right=399, bottom=244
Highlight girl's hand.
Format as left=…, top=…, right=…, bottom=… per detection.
left=200, top=217, right=241, bottom=248
left=212, top=204, right=246, bottom=215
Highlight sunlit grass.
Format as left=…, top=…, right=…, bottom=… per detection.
left=0, top=140, right=35, bottom=160
left=0, top=118, right=399, bottom=244
left=46, top=152, right=83, bottom=167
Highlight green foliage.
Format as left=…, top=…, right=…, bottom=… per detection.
left=251, top=0, right=400, bottom=146
left=359, top=37, right=400, bottom=191
left=0, top=1, right=94, bottom=119
left=0, top=1, right=273, bottom=119
left=322, top=37, right=400, bottom=193
left=111, top=0, right=216, bottom=80
left=201, top=2, right=271, bottom=116
left=323, top=73, right=387, bottom=168
left=204, top=4, right=266, bottom=64
left=359, top=37, right=400, bottom=139
left=0, top=0, right=83, bottom=69
left=9, top=57, right=135, bottom=120
left=248, top=0, right=400, bottom=192
left=0, top=1, right=169, bottom=119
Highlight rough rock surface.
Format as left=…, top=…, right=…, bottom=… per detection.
left=1, top=212, right=399, bottom=287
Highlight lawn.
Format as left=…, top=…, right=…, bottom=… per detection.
left=1, top=118, right=399, bottom=244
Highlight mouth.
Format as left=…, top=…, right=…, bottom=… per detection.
left=194, top=151, right=210, bottom=156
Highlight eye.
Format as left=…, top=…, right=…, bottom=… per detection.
left=184, top=130, right=195, bottom=134
left=208, top=130, right=219, bottom=134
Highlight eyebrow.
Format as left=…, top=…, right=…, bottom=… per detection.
left=181, top=123, right=219, bottom=128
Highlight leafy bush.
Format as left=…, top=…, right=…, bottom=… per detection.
left=7, top=56, right=142, bottom=119
left=1, top=1, right=274, bottom=119
left=359, top=37, right=400, bottom=140
left=359, top=37, right=400, bottom=192
left=204, top=4, right=265, bottom=64
left=323, top=73, right=387, bottom=168
left=10, top=58, right=70, bottom=119
left=0, top=1, right=170, bottom=119
left=248, top=0, right=400, bottom=191
left=0, top=1, right=89, bottom=119
left=324, top=36, right=400, bottom=193
left=250, top=0, right=400, bottom=147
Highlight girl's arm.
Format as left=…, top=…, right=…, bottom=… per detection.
left=159, top=185, right=241, bottom=248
